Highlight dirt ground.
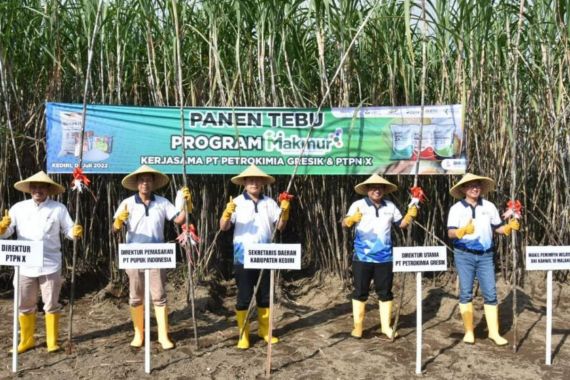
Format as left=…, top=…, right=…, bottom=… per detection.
left=1, top=271, right=569, bottom=380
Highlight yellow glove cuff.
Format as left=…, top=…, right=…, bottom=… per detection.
left=455, top=227, right=466, bottom=239
left=221, top=210, right=232, bottom=221
left=72, top=225, right=83, bottom=238
left=113, top=218, right=124, bottom=230
left=344, top=216, right=356, bottom=228
left=0, top=225, right=7, bottom=235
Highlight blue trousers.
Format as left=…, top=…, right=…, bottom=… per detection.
left=454, top=249, right=498, bottom=305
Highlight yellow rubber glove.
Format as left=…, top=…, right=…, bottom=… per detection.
left=113, top=205, right=129, bottom=230
left=503, top=218, right=520, bottom=236
left=0, top=210, right=11, bottom=235
left=221, top=196, right=236, bottom=221
left=72, top=224, right=83, bottom=239
left=455, top=220, right=475, bottom=239
left=180, top=186, right=193, bottom=213
left=344, top=208, right=362, bottom=227
left=403, top=205, right=418, bottom=225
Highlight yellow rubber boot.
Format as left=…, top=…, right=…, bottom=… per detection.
left=14, top=313, right=36, bottom=353
left=154, top=305, right=175, bottom=350
left=484, top=304, right=508, bottom=346
left=130, top=305, right=144, bottom=347
left=45, top=313, right=61, bottom=352
left=257, top=307, right=279, bottom=344
left=459, top=302, right=475, bottom=344
left=379, top=300, right=398, bottom=339
left=236, top=310, right=250, bottom=349
left=351, top=300, right=366, bottom=338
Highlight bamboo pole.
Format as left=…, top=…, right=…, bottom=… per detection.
left=66, top=0, right=104, bottom=353
left=171, top=0, right=199, bottom=349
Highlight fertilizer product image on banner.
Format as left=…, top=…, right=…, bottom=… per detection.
left=390, top=124, right=414, bottom=160
left=433, top=124, right=456, bottom=158
left=410, top=124, right=437, bottom=160
left=58, top=111, right=83, bottom=156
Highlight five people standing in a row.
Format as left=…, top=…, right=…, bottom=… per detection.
left=0, top=166, right=519, bottom=353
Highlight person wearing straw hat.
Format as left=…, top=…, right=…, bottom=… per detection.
left=342, top=174, right=417, bottom=340
left=219, top=164, right=291, bottom=349
left=0, top=171, right=83, bottom=353
left=447, top=173, right=520, bottom=346
left=112, top=165, right=189, bottom=350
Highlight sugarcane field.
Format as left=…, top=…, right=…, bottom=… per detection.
left=0, top=1, right=569, bottom=379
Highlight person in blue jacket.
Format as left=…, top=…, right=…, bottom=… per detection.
left=343, top=174, right=416, bottom=339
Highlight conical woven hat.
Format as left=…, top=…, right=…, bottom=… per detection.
left=231, top=164, right=275, bottom=186
left=14, top=171, right=65, bottom=195
left=449, top=173, right=495, bottom=198
left=354, top=174, right=398, bottom=195
left=121, top=165, right=170, bottom=191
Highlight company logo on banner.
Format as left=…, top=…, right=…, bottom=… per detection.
left=46, top=103, right=466, bottom=175
left=393, top=246, right=447, bottom=272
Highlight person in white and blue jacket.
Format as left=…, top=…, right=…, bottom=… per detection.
left=447, top=173, right=520, bottom=346
left=343, top=174, right=416, bottom=339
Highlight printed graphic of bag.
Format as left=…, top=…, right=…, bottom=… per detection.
left=390, top=121, right=457, bottom=161
left=58, top=111, right=83, bottom=156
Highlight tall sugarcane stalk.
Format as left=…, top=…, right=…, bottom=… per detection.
left=171, top=0, right=199, bottom=349
left=392, top=0, right=428, bottom=341
left=0, top=51, right=23, bottom=185
left=508, top=0, right=526, bottom=353
left=66, top=0, right=104, bottom=352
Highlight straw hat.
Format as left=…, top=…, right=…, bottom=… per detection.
left=354, top=174, right=398, bottom=195
left=14, top=171, right=65, bottom=196
left=121, top=165, right=170, bottom=191
left=231, top=164, right=275, bottom=186
left=449, top=173, right=495, bottom=198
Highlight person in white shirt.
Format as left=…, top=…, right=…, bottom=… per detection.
left=342, top=174, right=416, bottom=339
left=219, top=164, right=291, bottom=350
left=0, top=171, right=83, bottom=353
left=447, top=173, right=520, bottom=345
left=112, top=165, right=189, bottom=350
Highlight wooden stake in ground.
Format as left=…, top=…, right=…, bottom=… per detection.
left=265, top=269, right=275, bottom=377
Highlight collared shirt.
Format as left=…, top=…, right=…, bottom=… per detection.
left=1, top=199, right=75, bottom=277
left=114, top=194, right=179, bottom=244
left=447, top=198, right=503, bottom=252
left=231, top=192, right=281, bottom=264
left=346, top=197, right=403, bottom=263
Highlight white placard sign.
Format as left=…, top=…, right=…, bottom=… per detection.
left=244, top=243, right=301, bottom=270
left=393, top=246, right=447, bottom=272
left=526, top=246, right=570, bottom=271
left=0, top=240, right=43, bottom=267
left=119, top=243, right=176, bottom=269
